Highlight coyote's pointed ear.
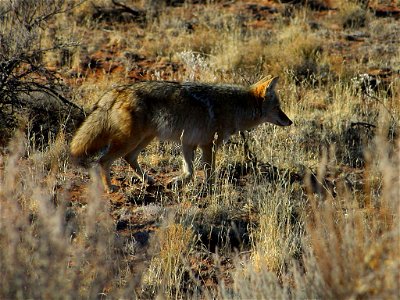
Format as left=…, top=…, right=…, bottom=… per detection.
left=266, top=76, right=279, bottom=94
left=250, top=76, right=279, bottom=98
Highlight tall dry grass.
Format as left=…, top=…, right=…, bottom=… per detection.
left=219, top=131, right=399, bottom=299
left=0, top=133, right=136, bottom=299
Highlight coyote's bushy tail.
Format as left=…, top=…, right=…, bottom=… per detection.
left=70, top=108, right=110, bottom=162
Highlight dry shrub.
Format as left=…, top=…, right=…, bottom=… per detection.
left=0, top=133, right=133, bottom=299
left=304, top=197, right=399, bottom=297
left=209, top=34, right=266, bottom=77
left=141, top=5, right=223, bottom=59
left=250, top=183, right=303, bottom=275
left=0, top=0, right=84, bottom=148
left=263, top=17, right=327, bottom=84
left=141, top=5, right=268, bottom=81
left=335, top=0, right=369, bottom=29
left=142, top=221, right=197, bottom=298
left=171, top=9, right=327, bottom=82
left=218, top=130, right=399, bottom=299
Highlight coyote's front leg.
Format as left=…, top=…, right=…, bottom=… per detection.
left=168, top=144, right=196, bottom=189
left=200, top=143, right=216, bottom=190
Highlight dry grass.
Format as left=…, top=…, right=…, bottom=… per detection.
left=1, top=0, right=399, bottom=299
left=221, top=134, right=399, bottom=299
left=142, top=222, right=196, bottom=298
left=335, top=0, right=370, bottom=29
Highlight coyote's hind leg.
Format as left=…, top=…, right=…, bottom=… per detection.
left=124, top=136, right=156, bottom=184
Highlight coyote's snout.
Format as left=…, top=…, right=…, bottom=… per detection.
left=70, top=76, right=292, bottom=192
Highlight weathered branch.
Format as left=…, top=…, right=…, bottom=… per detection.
left=111, top=0, right=142, bottom=17
left=29, top=82, right=85, bottom=114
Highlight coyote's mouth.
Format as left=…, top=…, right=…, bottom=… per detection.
left=277, top=119, right=293, bottom=126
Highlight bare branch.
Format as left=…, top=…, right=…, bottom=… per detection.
left=29, top=0, right=88, bottom=30
left=111, top=0, right=142, bottom=17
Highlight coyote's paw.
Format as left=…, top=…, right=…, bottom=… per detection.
left=167, top=175, right=191, bottom=190
left=131, top=174, right=156, bottom=185
left=167, top=178, right=183, bottom=190
left=144, top=175, right=156, bottom=185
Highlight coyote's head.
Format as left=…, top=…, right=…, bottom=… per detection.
left=250, top=76, right=292, bottom=127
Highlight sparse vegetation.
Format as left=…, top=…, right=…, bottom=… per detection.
left=0, top=0, right=84, bottom=147
left=0, top=0, right=399, bottom=299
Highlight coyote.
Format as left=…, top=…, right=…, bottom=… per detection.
left=70, top=76, right=292, bottom=192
